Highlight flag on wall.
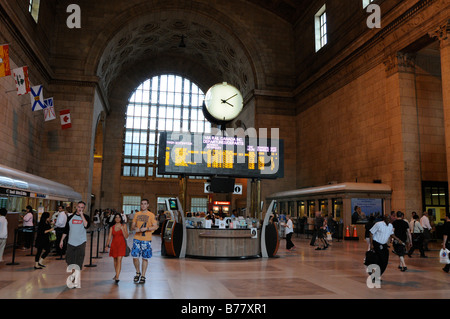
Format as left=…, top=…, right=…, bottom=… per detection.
left=0, top=44, right=11, bottom=77
left=12, top=66, right=31, bottom=95
left=43, top=98, right=56, bottom=121
left=60, top=109, right=71, bottom=129
left=30, top=85, right=45, bottom=111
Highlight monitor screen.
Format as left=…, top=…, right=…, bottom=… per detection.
left=210, top=177, right=235, bottom=193
left=168, top=199, right=178, bottom=210
left=166, top=220, right=174, bottom=229
left=157, top=132, right=284, bottom=179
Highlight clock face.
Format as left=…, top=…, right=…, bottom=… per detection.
left=203, top=82, right=243, bottom=122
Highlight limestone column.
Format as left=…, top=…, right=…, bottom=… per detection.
left=429, top=21, right=450, bottom=190
left=383, top=52, right=422, bottom=213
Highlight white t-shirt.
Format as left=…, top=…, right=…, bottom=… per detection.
left=285, top=219, right=293, bottom=234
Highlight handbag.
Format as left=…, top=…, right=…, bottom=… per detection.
left=124, top=237, right=130, bottom=257
left=49, top=230, right=56, bottom=242
left=364, top=249, right=379, bottom=266
left=439, top=248, right=450, bottom=264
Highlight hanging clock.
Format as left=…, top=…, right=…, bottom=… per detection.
left=202, top=82, right=244, bottom=126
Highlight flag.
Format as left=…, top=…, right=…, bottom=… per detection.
left=60, top=109, right=71, bottom=129
left=12, top=66, right=31, bottom=95
left=30, top=85, right=45, bottom=111
left=43, top=98, right=56, bottom=121
left=0, top=44, right=11, bottom=77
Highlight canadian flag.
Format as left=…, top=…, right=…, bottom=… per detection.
left=60, top=109, right=72, bottom=130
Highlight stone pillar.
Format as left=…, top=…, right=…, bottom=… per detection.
left=429, top=21, right=450, bottom=191
left=383, top=52, right=422, bottom=213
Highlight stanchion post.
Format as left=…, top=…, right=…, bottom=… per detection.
left=100, top=225, right=108, bottom=253
left=93, top=227, right=102, bottom=259
left=6, top=228, right=20, bottom=265
left=84, top=230, right=97, bottom=268
left=26, top=227, right=36, bottom=257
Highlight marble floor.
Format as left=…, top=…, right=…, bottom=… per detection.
left=0, top=232, right=448, bottom=300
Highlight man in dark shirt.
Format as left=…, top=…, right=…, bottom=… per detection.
left=442, top=213, right=450, bottom=273
left=392, top=211, right=411, bottom=271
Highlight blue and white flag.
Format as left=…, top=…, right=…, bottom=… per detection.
left=43, top=97, right=56, bottom=121
left=30, top=85, right=44, bottom=111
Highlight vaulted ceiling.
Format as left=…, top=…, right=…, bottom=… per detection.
left=246, top=0, right=309, bottom=24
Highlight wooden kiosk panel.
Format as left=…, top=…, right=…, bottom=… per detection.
left=186, top=228, right=261, bottom=258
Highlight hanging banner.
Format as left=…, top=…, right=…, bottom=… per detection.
left=43, top=98, right=56, bottom=121
left=12, top=66, right=31, bottom=95
left=60, top=109, right=72, bottom=129
left=30, top=85, right=45, bottom=111
left=0, top=44, right=11, bottom=77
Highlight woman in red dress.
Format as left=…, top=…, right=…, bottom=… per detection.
left=106, top=213, right=129, bottom=283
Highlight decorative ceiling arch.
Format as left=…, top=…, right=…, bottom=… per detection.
left=84, top=1, right=267, bottom=107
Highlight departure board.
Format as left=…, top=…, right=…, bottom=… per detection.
left=157, top=132, right=284, bottom=179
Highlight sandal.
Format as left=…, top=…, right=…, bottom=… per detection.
left=134, top=272, right=141, bottom=283
left=138, top=276, right=146, bottom=284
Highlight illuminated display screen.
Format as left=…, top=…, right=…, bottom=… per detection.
left=157, top=132, right=284, bottom=179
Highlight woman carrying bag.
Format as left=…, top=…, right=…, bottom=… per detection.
left=106, top=213, right=129, bottom=283
left=34, top=212, right=54, bottom=269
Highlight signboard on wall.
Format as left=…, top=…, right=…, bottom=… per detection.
left=351, top=198, right=383, bottom=220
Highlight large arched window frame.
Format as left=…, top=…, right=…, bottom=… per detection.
left=122, top=74, right=211, bottom=179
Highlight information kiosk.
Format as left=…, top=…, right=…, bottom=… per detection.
left=261, top=200, right=280, bottom=258
left=161, top=198, right=186, bottom=258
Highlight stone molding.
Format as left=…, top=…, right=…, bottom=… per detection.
left=428, top=19, right=450, bottom=48
left=383, top=52, right=417, bottom=76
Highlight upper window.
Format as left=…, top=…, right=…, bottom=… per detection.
left=315, top=5, right=327, bottom=52
left=122, top=74, right=211, bottom=179
left=362, top=0, right=375, bottom=8
left=28, top=0, right=40, bottom=23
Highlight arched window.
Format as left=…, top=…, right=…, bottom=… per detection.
left=122, top=74, right=211, bottom=178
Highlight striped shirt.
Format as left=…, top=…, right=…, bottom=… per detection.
left=370, top=221, right=393, bottom=244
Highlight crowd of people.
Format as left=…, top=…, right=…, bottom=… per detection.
left=0, top=203, right=449, bottom=289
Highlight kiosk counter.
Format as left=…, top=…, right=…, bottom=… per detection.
left=185, top=217, right=261, bottom=258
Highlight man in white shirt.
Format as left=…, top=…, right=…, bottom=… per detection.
left=420, top=210, right=432, bottom=251
left=54, top=205, right=68, bottom=258
left=370, top=214, right=404, bottom=276
left=283, top=215, right=295, bottom=251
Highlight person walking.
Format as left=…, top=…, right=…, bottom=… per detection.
left=22, top=205, right=34, bottom=250
left=369, top=214, right=404, bottom=277
left=53, top=205, right=67, bottom=258
left=34, top=212, right=54, bottom=269
left=284, top=215, right=295, bottom=251
left=0, top=208, right=8, bottom=262
left=420, top=210, right=432, bottom=251
left=392, top=211, right=411, bottom=272
left=407, top=214, right=427, bottom=258
left=442, top=213, right=450, bottom=273
left=365, top=215, right=376, bottom=251
left=106, top=213, right=129, bottom=283
left=314, top=211, right=328, bottom=250
left=131, top=199, right=158, bottom=284
left=60, top=201, right=90, bottom=287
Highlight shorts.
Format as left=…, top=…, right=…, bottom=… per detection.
left=66, top=242, right=86, bottom=270
left=131, top=239, right=152, bottom=259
